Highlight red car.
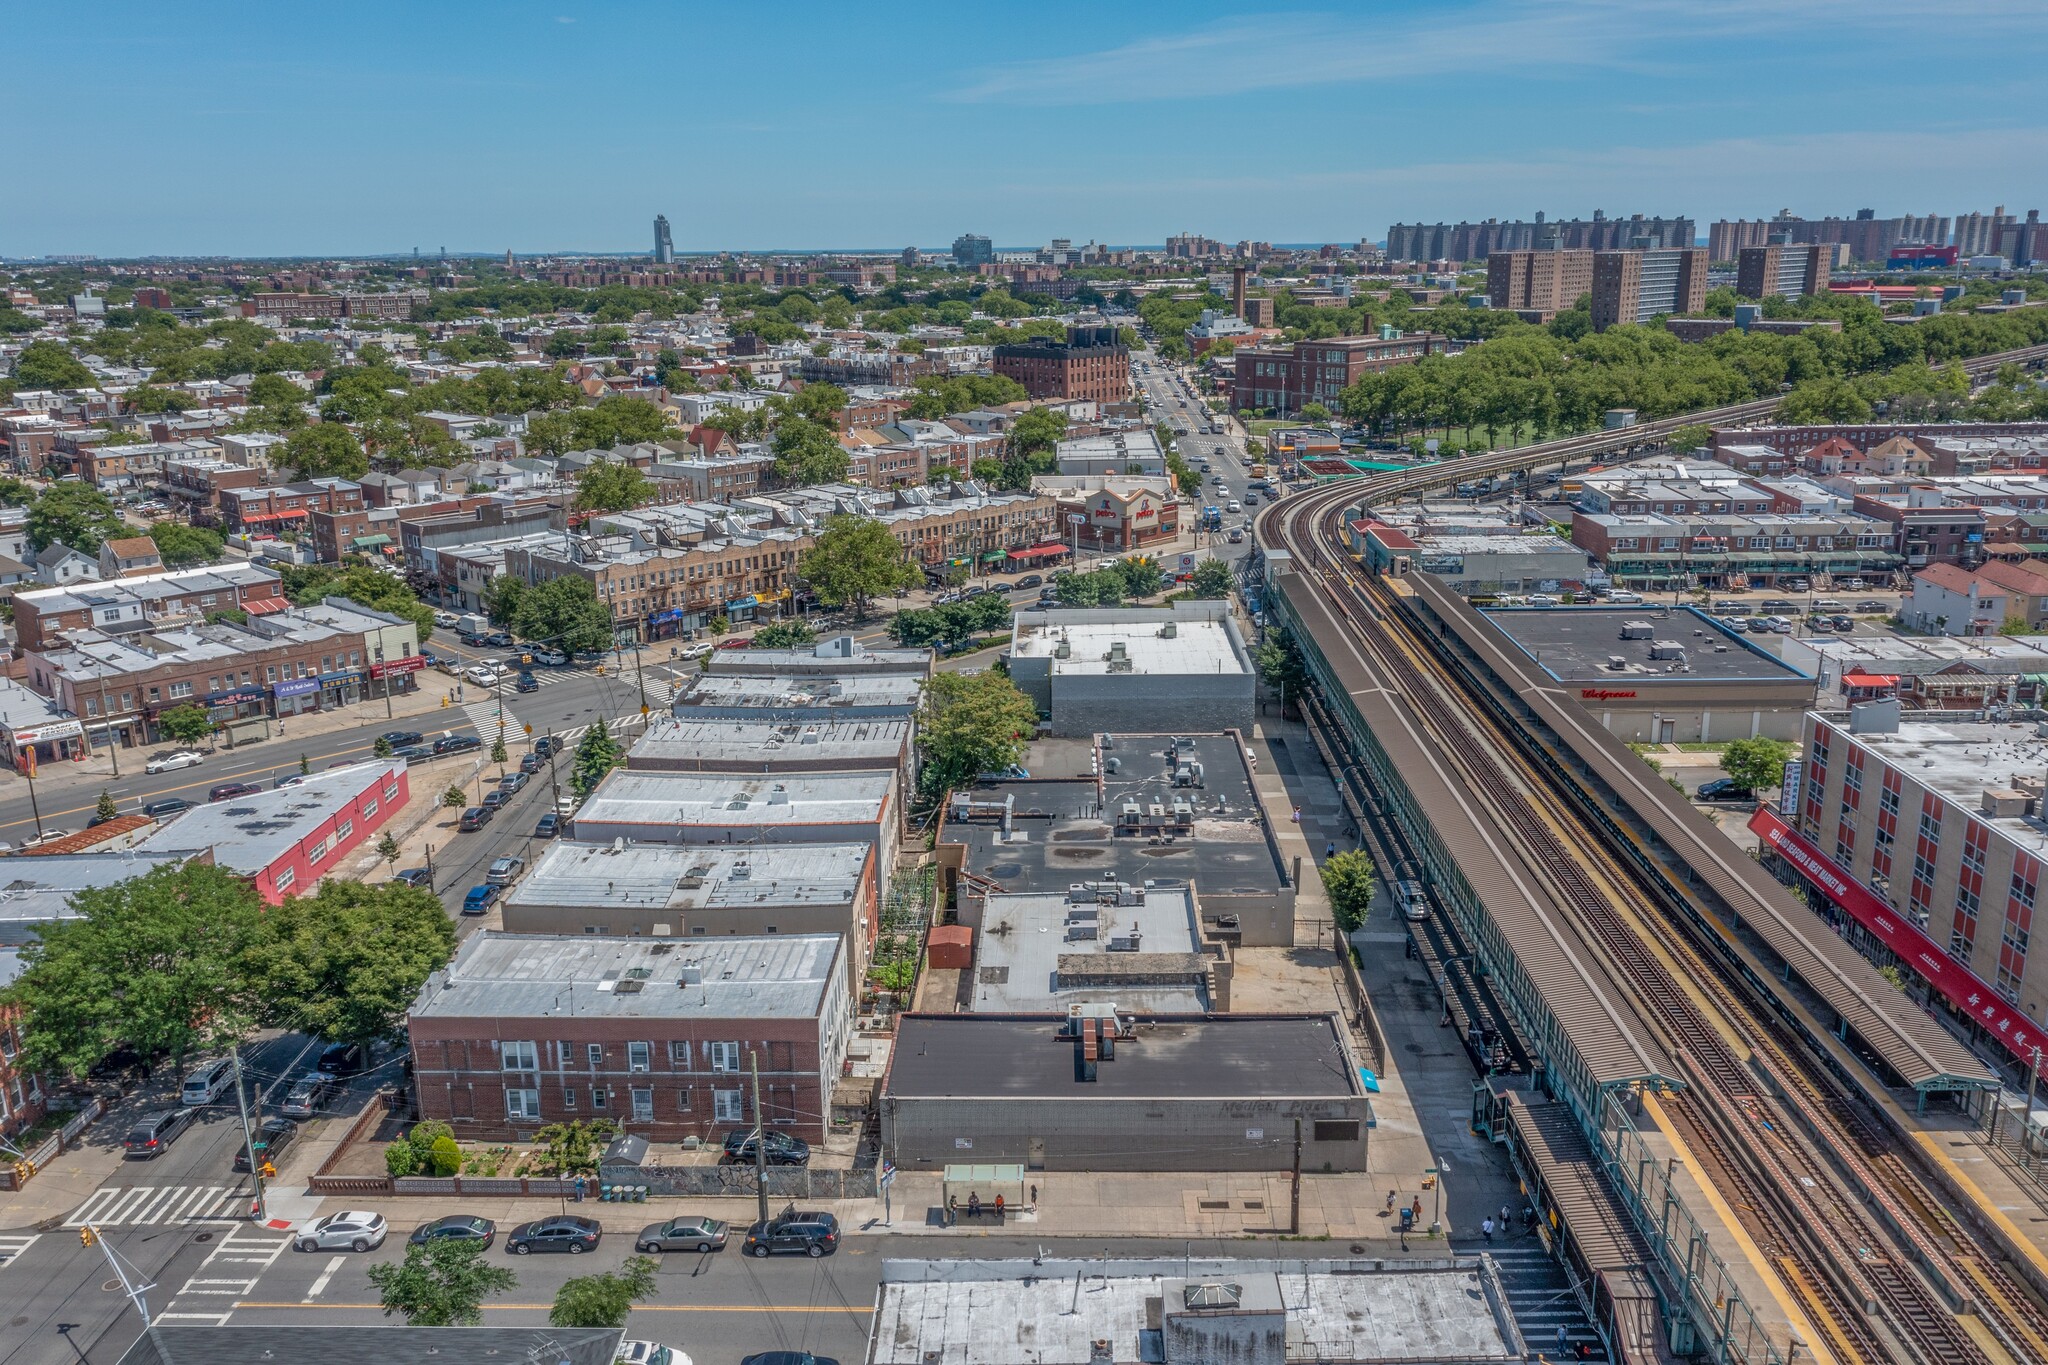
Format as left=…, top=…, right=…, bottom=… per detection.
left=715, top=637, right=753, bottom=650
left=208, top=781, right=263, bottom=802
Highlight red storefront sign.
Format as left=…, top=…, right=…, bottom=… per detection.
left=1750, top=807, right=2046, bottom=1063
left=369, top=654, right=428, bottom=679
left=1581, top=688, right=1638, bottom=700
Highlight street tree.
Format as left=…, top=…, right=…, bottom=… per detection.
left=914, top=670, right=1038, bottom=802
left=250, top=880, right=456, bottom=1045
left=531, top=1118, right=615, bottom=1181
left=798, top=514, right=919, bottom=618
left=1188, top=558, right=1234, bottom=598
left=157, top=703, right=215, bottom=746
left=5, top=864, right=267, bottom=1078
left=483, top=573, right=526, bottom=628
left=751, top=620, right=817, bottom=649
left=491, top=736, right=509, bottom=766
left=511, top=575, right=614, bottom=655
left=281, top=423, right=370, bottom=481
left=771, top=416, right=850, bottom=485
left=95, top=790, right=119, bottom=823
left=366, top=1239, right=517, bottom=1327
left=148, top=521, right=224, bottom=568
left=786, top=381, right=848, bottom=426
left=14, top=341, right=94, bottom=390
left=443, top=784, right=468, bottom=808
left=574, top=462, right=654, bottom=513
left=1009, top=406, right=1067, bottom=459
left=572, top=718, right=624, bottom=798
left=26, top=484, right=126, bottom=555
left=1320, top=850, right=1378, bottom=933
left=376, top=832, right=402, bottom=867
left=373, top=736, right=394, bottom=758
left=1113, top=556, right=1164, bottom=599
left=1720, top=737, right=1795, bottom=794
left=551, top=1257, right=658, bottom=1329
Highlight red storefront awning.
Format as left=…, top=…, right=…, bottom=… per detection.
left=241, top=595, right=288, bottom=615
left=1842, top=671, right=1900, bottom=687
left=241, top=507, right=309, bottom=523
left=1750, top=806, right=2046, bottom=1063
left=1007, top=544, right=1070, bottom=562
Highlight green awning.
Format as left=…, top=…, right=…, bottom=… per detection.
left=351, top=534, right=391, bottom=548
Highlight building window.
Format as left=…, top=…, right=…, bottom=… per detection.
left=668, top=1040, right=691, bottom=1068
left=362, top=799, right=377, bottom=820
left=713, top=1089, right=743, bottom=1122
left=502, top=1040, right=538, bottom=1071
left=274, top=867, right=295, bottom=892
left=506, top=1088, right=541, bottom=1120
left=587, top=1043, right=605, bottom=1069
left=590, top=1087, right=608, bottom=1110
left=630, top=1088, right=654, bottom=1122
left=709, top=1041, right=740, bottom=1073
left=308, top=839, right=330, bottom=864
left=628, top=1042, right=651, bottom=1073
left=562, top=1088, right=576, bottom=1111
left=335, top=820, right=353, bottom=844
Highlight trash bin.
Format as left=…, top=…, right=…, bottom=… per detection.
left=1400, top=1206, right=1415, bottom=1232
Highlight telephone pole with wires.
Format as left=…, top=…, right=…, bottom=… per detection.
left=80, top=1223, right=164, bottom=1360
left=229, top=1049, right=268, bottom=1221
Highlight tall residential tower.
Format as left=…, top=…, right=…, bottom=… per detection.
left=653, top=214, right=674, bottom=264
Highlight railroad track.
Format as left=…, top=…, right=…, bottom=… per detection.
left=1259, top=354, right=2048, bottom=1363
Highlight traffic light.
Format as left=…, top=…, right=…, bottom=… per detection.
left=10, top=1161, right=28, bottom=1184
left=259, top=1162, right=276, bottom=1179
left=79, top=1227, right=96, bottom=1248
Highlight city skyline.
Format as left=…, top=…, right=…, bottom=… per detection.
left=8, top=0, right=2047, bottom=257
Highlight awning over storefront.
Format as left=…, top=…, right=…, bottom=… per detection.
left=979, top=550, right=1008, bottom=564
left=1841, top=671, right=1900, bottom=687
left=1751, top=807, right=2047, bottom=1065
left=1007, top=543, right=1069, bottom=563
left=241, top=596, right=288, bottom=615
left=369, top=654, right=426, bottom=678
left=351, top=534, right=391, bottom=549
left=241, top=508, right=309, bottom=523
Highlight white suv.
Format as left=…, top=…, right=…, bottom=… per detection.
left=294, top=1211, right=388, bottom=1253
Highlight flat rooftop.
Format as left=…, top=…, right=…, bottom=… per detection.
left=0, top=851, right=192, bottom=942
left=973, top=882, right=1207, bottom=1013
left=133, top=760, right=402, bottom=873
left=669, top=671, right=921, bottom=717
left=625, top=713, right=910, bottom=769
left=887, top=1014, right=1358, bottom=1101
left=414, top=931, right=842, bottom=1021
left=1481, top=606, right=1815, bottom=684
left=575, top=769, right=893, bottom=832
left=1827, top=716, right=2048, bottom=858
left=505, top=840, right=870, bottom=914
left=947, top=734, right=1280, bottom=899
left=871, top=1257, right=1519, bottom=1365
left=1011, top=610, right=1250, bottom=678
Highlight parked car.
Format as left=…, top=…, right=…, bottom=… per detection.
left=145, top=749, right=204, bottom=775
left=486, top=855, right=525, bottom=886
left=534, top=813, right=561, bottom=839
left=1856, top=600, right=1889, bottom=613
left=392, top=745, right=433, bottom=762
left=434, top=734, right=483, bottom=755
left=498, top=771, right=529, bottom=794
left=143, top=797, right=196, bottom=819
left=1813, top=599, right=1847, bottom=613
left=506, top=1215, right=602, bottom=1254
left=294, top=1210, right=388, bottom=1254
left=465, top=666, right=500, bottom=687
left=317, top=1041, right=367, bottom=1077
left=458, top=806, right=492, bottom=832
left=278, top=1073, right=335, bottom=1118
left=1695, top=778, right=1755, bottom=803
left=434, top=611, right=460, bottom=627
left=232, top=1116, right=297, bottom=1172
left=678, top=642, right=713, bottom=660
left=1745, top=616, right=1774, bottom=633
left=482, top=632, right=514, bottom=648
left=1014, top=574, right=1043, bottom=590
left=722, top=1128, right=811, bottom=1166
left=273, top=775, right=307, bottom=790
left=533, top=648, right=567, bottom=666
left=380, top=730, right=424, bottom=748
left=208, top=781, right=262, bottom=802
left=1758, top=598, right=1796, bottom=613
left=741, top=1211, right=838, bottom=1258
left=635, top=1216, right=730, bottom=1254
left=520, top=752, right=546, bottom=774
left=715, top=637, right=752, bottom=650
left=480, top=789, right=510, bottom=812
left=123, top=1109, right=194, bottom=1159
left=1830, top=614, right=1855, bottom=632
left=181, top=1056, right=236, bottom=1105
left=462, top=884, right=500, bottom=916
left=617, top=1342, right=693, bottom=1365
left=533, top=736, right=560, bottom=758
left=409, top=1214, right=496, bottom=1247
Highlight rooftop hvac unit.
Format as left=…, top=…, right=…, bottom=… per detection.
left=1159, top=620, right=1177, bottom=638
left=1607, top=655, right=1628, bottom=670
left=1619, top=620, right=1655, bottom=640
left=1648, top=641, right=1686, bottom=661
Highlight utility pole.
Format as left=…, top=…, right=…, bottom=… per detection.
left=1290, top=1118, right=1302, bottom=1234
left=22, top=745, right=44, bottom=840
left=376, top=646, right=393, bottom=720
left=751, top=1050, right=769, bottom=1228
left=83, top=1223, right=163, bottom=1361
left=95, top=675, right=120, bottom=777
left=229, top=1049, right=266, bottom=1221
left=632, top=643, right=649, bottom=722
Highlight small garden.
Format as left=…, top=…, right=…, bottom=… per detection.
left=384, top=1118, right=618, bottom=1180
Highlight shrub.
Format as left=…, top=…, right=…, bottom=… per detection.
left=386, top=1141, right=421, bottom=1178
left=426, top=1135, right=463, bottom=1177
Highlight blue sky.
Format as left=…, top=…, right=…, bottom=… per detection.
left=9, top=0, right=2048, bottom=257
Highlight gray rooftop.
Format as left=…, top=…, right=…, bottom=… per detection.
left=972, top=881, right=1209, bottom=1014
left=0, top=851, right=191, bottom=942
left=505, top=840, right=871, bottom=915
left=871, top=1257, right=1520, bottom=1365
left=575, top=769, right=894, bottom=832
left=133, top=760, right=403, bottom=873
left=117, top=1326, right=624, bottom=1365
left=888, top=1014, right=1359, bottom=1101
left=947, top=735, right=1281, bottom=898
left=669, top=670, right=922, bottom=719
left=414, top=931, right=842, bottom=1021
left=626, top=713, right=910, bottom=770
left=1480, top=606, right=1816, bottom=684
left=13, top=562, right=279, bottom=615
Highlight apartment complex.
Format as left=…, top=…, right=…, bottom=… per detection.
left=991, top=325, right=1130, bottom=403
left=11, top=563, right=286, bottom=652
left=1709, top=211, right=1953, bottom=264
left=1387, top=211, right=1694, bottom=262
left=1486, top=248, right=1707, bottom=328
left=1738, top=242, right=1832, bottom=300
left=1230, top=332, right=1444, bottom=417
left=1485, top=250, right=1592, bottom=315
left=237, top=290, right=426, bottom=320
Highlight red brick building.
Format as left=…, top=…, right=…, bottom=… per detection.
left=221, top=479, right=365, bottom=535
left=1230, top=332, right=1445, bottom=417
left=407, top=933, right=850, bottom=1143
left=992, top=326, right=1131, bottom=404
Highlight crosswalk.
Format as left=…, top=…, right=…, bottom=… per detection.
left=1454, top=1240, right=1608, bottom=1361
left=0, top=1234, right=38, bottom=1267
left=65, top=1185, right=246, bottom=1228
left=155, top=1225, right=292, bottom=1326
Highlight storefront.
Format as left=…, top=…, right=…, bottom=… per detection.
left=274, top=675, right=323, bottom=718
left=204, top=682, right=270, bottom=727
left=4, top=717, right=83, bottom=774
left=369, top=652, right=425, bottom=697
left=318, top=670, right=366, bottom=710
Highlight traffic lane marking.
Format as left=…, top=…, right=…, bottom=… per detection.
left=303, top=1255, right=347, bottom=1301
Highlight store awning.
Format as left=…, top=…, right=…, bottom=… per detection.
left=241, top=595, right=288, bottom=615
left=351, top=534, right=391, bottom=549
left=1007, top=544, right=1069, bottom=562
left=240, top=508, right=308, bottom=523
left=1842, top=671, right=1900, bottom=687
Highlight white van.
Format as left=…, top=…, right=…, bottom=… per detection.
left=181, top=1056, right=236, bottom=1106
left=1398, top=880, right=1430, bottom=922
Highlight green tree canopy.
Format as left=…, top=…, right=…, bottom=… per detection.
left=148, top=521, right=224, bottom=568
left=915, top=670, right=1038, bottom=802
left=248, top=880, right=456, bottom=1045
left=750, top=620, right=817, bottom=649
left=572, top=717, right=624, bottom=799
left=511, top=575, right=614, bottom=654
left=283, top=563, right=434, bottom=642
left=1320, top=850, right=1378, bottom=933
left=5, top=864, right=268, bottom=1077
left=1188, top=558, right=1234, bottom=598
left=550, top=1257, right=657, bottom=1329
left=281, top=422, right=370, bottom=480
left=771, top=416, right=850, bottom=486
left=156, top=703, right=215, bottom=745
left=786, top=381, right=849, bottom=426
left=14, top=340, right=94, bottom=390
left=573, top=461, right=654, bottom=513
left=1010, top=405, right=1068, bottom=455
left=798, top=514, right=920, bottom=618
left=1720, top=737, right=1795, bottom=794
left=27, top=483, right=126, bottom=555
left=366, top=1239, right=517, bottom=1326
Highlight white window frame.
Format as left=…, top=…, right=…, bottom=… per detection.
left=627, top=1042, right=651, bottom=1073
left=709, top=1041, right=740, bottom=1073
left=502, top=1040, right=539, bottom=1072
left=712, top=1088, right=743, bottom=1122
left=630, top=1087, right=654, bottom=1122
left=506, top=1087, right=541, bottom=1120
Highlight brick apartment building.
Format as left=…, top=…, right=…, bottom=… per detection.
left=407, top=932, right=851, bottom=1143
left=11, top=563, right=286, bottom=652
left=1849, top=493, right=1987, bottom=570
left=220, top=479, right=365, bottom=535
left=238, top=291, right=426, bottom=321
left=1590, top=248, right=1708, bottom=330
left=1231, top=332, right=1445, bottom=417
left=161, top=458, right=264, bottom=524
left=992, top=326, right=1131, bottom=403
left=1738, top=243, right=1831, bottom=300
left=1486, top=251, right=1593, bottom=315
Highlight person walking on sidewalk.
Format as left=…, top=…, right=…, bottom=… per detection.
left=1480, top=1216, right=1494, bottom=1244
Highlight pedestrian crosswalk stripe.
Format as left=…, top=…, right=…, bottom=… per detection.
left=0, top=1234, right=38, bottom=1266
left=65, top=1185, right=241, bottom=1228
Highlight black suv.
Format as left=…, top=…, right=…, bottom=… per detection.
left=433, top=734, right=482, bottom=755
left=722, top=1128, right=811, bottom=1166
left=316, top=1041, right=367, bottom=1077
left=232, top=1116, right=297, bottom=1172
left=123, top=1109, right=194, bottom=1158
left=742, top=1211, right=838, bottom=1258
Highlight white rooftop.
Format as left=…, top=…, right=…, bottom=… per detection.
left=1011, top=605, right=1249, bottom=679
left=1826, top=716, right=2048, bottom=858
left=973, top=881, right=1207, bottom=1013
left=413, top=931, right=842, bottom=1021
left=576, top=769, right=894, bottom=830
left=505, top=840, right=870, bottom=914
